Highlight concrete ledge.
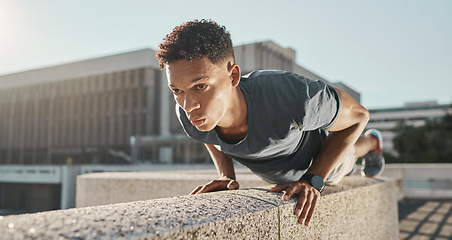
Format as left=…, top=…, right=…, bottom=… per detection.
left=1, top=176, right=399, bottom=239
left=76, top=168, right=267, bottom=207
left=77, top=163, right=452, bottom=207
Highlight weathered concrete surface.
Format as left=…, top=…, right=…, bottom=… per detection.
left=0, top=193, right=278, bottom=240
left=232, top=177, right=399, bottom=239
left=76, top=168, right=267, bottom=207
left=279, top=177, right=399, bottom=239
left=1, top=176, right=399, bottom=240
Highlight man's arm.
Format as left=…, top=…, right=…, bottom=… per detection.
left=305, top=88, right=369, bottom=178
left=271, top=88, right=369, bottom=226
left=190, top=144, right=240, bottom=194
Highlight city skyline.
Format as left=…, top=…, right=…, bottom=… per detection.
left=1, top=0, right=451, bottom=109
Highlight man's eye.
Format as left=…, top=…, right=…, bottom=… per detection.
left=172, top=89, right=182, bottom=94
left=196, top=84, right=207, bottom=90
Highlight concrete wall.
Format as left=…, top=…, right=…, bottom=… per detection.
left=76, top=168, right=267, bottom=207
left=1, top=176, right=399, bottom=239
left=77, top=164, right=452, bottom=208
left=380, top=164, right=452, bottom=200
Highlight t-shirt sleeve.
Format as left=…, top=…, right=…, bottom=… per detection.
left=297, top=76, right=342, bottom=131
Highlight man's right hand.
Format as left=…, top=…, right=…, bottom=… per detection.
left=190, top=178, right=240, bottom=195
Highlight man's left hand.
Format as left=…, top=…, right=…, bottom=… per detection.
left=270, top=180, right=321, bottom=226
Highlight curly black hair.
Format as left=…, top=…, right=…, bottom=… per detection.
left=156, top=19, right=234, bottom=68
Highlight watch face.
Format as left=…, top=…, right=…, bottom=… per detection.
left=311, top=175, right=324, bottom=190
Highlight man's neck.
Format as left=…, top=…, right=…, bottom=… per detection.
left=215, top=87, right=248, bottom=144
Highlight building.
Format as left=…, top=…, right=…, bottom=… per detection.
left=367, top=101, right=452, bottom=155
left=0, top=41, right=360, bottom=166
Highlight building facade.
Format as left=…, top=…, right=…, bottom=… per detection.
left=0, top=50, right=162, bottom=165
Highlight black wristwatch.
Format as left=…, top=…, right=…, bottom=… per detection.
left=300, top=174, right=325, bottom=193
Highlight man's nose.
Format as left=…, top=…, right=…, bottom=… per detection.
left=183, top=95, right=200, bottom=113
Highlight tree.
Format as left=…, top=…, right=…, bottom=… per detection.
left=391, top=113, right=452, bottom=163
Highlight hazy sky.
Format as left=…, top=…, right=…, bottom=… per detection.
left=1, top=0, right=451, bottom=109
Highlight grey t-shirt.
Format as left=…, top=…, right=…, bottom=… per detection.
left=176, top=70, right=341, bottom=184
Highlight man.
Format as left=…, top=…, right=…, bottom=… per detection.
left=156, top=19, right=385, bottom=226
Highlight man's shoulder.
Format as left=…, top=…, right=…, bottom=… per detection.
left=240, top=70, right=314, bottom=97
left=242, top=70, right=297, bottom=81
left=241, top=70, right=314, bottom=87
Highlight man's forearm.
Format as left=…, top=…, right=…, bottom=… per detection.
left=204, top=144, right=236, bottom=180
left=306, top=122, right=366, bottom=180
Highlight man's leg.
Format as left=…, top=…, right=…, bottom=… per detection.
left=355, top=129, right=385, bottom=177
left=354, top=134, right=379, bottom=158
left=325, top=146, right=357, bottom=185
left=325, top=129, right=383, bottom=185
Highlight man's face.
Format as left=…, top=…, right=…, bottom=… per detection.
left=166, top=57, right=235, bottom=132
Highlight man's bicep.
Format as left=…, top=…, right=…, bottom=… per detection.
left=327, top=88, right=369, bottom=132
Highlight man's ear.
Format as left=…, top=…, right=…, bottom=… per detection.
left=227, top=61, right=241, bottom=87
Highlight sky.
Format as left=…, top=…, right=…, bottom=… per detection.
left=0, top=0, right=451, bottom=109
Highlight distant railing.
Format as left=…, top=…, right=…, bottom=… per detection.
left=0, top=165, right=61, bottom=184
left=0, top=165, right=80, bottom=209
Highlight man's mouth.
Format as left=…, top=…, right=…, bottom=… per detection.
left=190, top=118, right=206, bottom=127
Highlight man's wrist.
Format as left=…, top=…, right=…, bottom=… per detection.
left=220, top=175, right=236, bottom=181
left=299, top=174, right=325, bottom=193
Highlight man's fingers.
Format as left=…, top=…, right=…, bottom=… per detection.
left=270, top=183, right=289, bottom=192
left=282, top=183, right=301, bottom=201
left=304, top=192, right=320, bottom=226
left=272, top=183, right=297, bottom=201
left=227, top=180, right=240, bottom=190
left=294, top=189, right=308, bottom=217
left=197, top=180, right=230, bottom=193
left=197, top=182, right=218, bottom=193
left=297, top=191, right=314, bottom=225
left=272, top=181, right=322, bottom=226
left=190, top=179, right=240, bottom=195
left=190, top=185, right=203, bottom=195
left=271, top=182, right=302, bottom=201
